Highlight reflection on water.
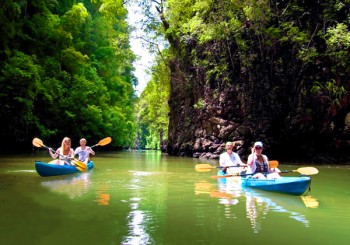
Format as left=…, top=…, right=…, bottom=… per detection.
left=96, top=188, right=110, bottom=206
left=194, top=176, right=319, bottom=233
left=2, top=152, right=349, bottom=244
left=301, top=195, right=319, bottom=208
left=41, top=172, right=92, bottom=199
left=121, top=169, right=161, bottom=245
left=244, top=189, right=311, bottom=233
left=122, top=198, right=151, bottom=245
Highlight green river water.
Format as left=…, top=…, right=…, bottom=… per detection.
left=0, top=150, right=349, bottom=245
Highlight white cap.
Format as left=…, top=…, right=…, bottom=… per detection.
left=254, top=141, right=263, bottom=148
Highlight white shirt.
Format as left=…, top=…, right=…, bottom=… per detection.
left=219, top=152, right=243, bottom=167
left=74, top=147, right=92, bottom=163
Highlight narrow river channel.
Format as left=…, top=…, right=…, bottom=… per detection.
left=0, top=150, right=349, bottom=244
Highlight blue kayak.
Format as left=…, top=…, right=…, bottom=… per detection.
left=35, top=160, right=94, bottom=177
left=241, top=176, right=311, bottom=196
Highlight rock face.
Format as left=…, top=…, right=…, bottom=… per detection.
left=160, top=2, right=350, bottom=164
left=166, top=50, right=350, bottom=164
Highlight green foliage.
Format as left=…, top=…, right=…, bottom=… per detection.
left=0, top=51, right=41, bottom=139
left=279, top=22, right=308, bottom=44
left=61, top=3, right=90, bottom=36
left=134, top=0, right=350, bottom=156
left=137, top=52, right=170, bottom=149
left=326, top=23, right=350, bottom=50
left=193, top=98, right=205, bottom=110
left=0, top=0, right=137, bottom=148
left=311, top=79, right=346, bottom=106
left=325, top=23, right=350, bottom=69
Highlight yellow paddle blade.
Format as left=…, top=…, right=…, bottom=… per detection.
left=72, top=159, right=87, bottom=171
left=196, top=169, right=213, bottom=173
left=195, top=164, right=216, bottom=171
left=32, top=138, right=44, bottom=148
left=269, top=160, right=279, bottom=168
left=75, top=164, right=86, bottom=172
left=97, top=137, right=112, bottom=146
left=294, top=167, right=319, bottom=175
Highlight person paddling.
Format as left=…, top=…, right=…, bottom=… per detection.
left=219, top=141, right=247, bottom=175
left=49, top=137, right=74, bottom=165
left=74, top=138, right=95, bottom=164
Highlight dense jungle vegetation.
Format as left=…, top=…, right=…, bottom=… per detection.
left=137, top=0, right=350, bottom=162
left=1, top=0, right=349, bottom=161
left=0, top=0, right=139, bottom=150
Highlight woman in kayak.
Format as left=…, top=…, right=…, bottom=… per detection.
left=247, top=141, right=280, bottom=179
left=49, top=137, right=75, bottom=165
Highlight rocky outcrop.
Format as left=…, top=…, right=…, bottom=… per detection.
left=161, top=2, right=350, bottom=164
left=165, top=46, right=350, bottom=164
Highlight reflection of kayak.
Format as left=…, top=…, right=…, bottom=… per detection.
left=41, top=172, right=92, bottom=198
left=35, top=160, right=94, bottom=177
left=241, top=176, right=311, bottom=196
left=243, top=188, right=310, bottom=232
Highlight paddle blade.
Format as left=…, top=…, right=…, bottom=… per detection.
left=195, top=164, right=216, bottom=172
left=72, top=159, right=87, bottom=171
left=295, top=167, right=319, bottom=175
left=269, top=160, right=279, bottom=168
left=74, top=164, right=86, bottom=172
left=32, top=138, right=44, bottom=148
left=97, top=137, right=112, bottom=146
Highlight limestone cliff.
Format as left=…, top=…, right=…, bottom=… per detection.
left=158, top=1, right=350, bottom=163
left=166, top=50, right=350, bottom=163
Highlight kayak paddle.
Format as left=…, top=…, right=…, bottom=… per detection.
left=211, top=166, right=319, bottom=179
left=91, top=137, right=112, bottom=148
left=280, top=167, right=319, bottom=175
left=195, top=164, right=244, bottom=172
left=74, top=137, right=112, bottom=160
left=196, top=160, right=279, bottom=172
left=32, top=138, right=87, bottom=171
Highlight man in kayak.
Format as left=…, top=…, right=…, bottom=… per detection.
left=247, top=141, right=280, bottom=179
left=74, top=138, right=95, bottom=164
left=219, top=141, right=247, bottom=175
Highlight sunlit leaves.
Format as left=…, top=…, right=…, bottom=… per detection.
left=326, top=23, right=350, bottom=51
left=61, top=3, right=90, bottom=36
left=99, top=0, right=127, bottom=22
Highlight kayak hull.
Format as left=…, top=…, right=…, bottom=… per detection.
left=241, top=176, right=311, bottom=196
left=35, top=160, right=94, bottom=177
